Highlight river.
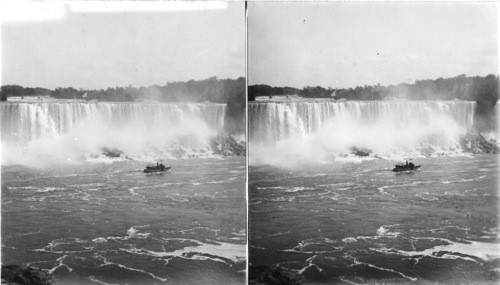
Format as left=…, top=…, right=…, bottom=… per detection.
left=249, top=155, right=498, bottom=284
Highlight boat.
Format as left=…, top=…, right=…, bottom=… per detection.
left=143, top=164, right=171, bottom=173
left=392, top=164, right=420, bottom=172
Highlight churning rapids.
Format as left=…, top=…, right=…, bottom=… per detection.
left=1, top=101, right=245, bottom=284
left=249, top=156, right=499, bottom=284
left=249, top=99, right=499, bottom=284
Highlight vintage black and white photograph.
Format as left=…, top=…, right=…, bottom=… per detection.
left=1, top=2, right=246, bottom=284
left=248, top=2, right=499, bottom=284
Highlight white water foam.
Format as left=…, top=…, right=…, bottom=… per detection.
left=350, top=225, right=499, bottom=263
left=35, top=187, right=66, bottom=193
left=120, top=238, right=245, bottom=264
left=394, top=239, right=498, bottom=262
left=48, top=255, right=73, bottom=274
left=297, top=255, right=323, bottom=274
left=97, top=254, right=168, bottom=282
left=348, top=255, right=417, bottom=281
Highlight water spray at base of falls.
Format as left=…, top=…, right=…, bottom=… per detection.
left=1, top=102, right=228, bottom=166
left=249, top=100, right=492, bottom=166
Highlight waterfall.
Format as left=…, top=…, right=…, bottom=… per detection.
left=249, top=100, right=476, bottom=165
left=1, top=102, right=226, bottom=165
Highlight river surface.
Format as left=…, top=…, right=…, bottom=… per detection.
left=249, top=155, right=499, bottom=284
left=2, top=157, right=246, bottom=285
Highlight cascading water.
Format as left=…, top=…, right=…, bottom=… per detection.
left=249, top=100, right=476, bottom=165
left=1, top=101, right=226, bottom=165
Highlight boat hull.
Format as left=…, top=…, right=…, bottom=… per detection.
left=143, top=166, right=171, bottom=173
left=392, top=165, right=420, bottom=172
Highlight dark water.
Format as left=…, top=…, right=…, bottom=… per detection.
left=249, top=155, right=499, bottom=284
left=2, top=157, right=246, bottom=284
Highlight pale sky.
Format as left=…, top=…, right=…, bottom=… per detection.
left=1, top=2, right=245, bottom=89
left=249, top=2, right=499, bottom=89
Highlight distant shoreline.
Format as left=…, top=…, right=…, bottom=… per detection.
left=3, top=97, right=227, bottom=105
left=248, top=74, right=499, bottom=102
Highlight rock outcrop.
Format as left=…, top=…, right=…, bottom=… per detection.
left=249, top=265, right=305, bottom=285
left=1, top=265, right=54, bottom=285
left=460, top=132, right=498, bottom=154
left=100, top=147, right=123, bottom=158
left=350, top=146, right=372, bottom=157
left=210, top=134, right=246, bottom=156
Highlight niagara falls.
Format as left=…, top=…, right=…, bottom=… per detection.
left=248, top=2, right=499, bottom=284
left=1, top=96, right=246, bottom=285
left=249, top=100, right=483, bottom=166
left=1, top=101, right=227, bottom=166
left=1, top=2, right=246, bottom=285
left=249, top=98, right=498, bottom=284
